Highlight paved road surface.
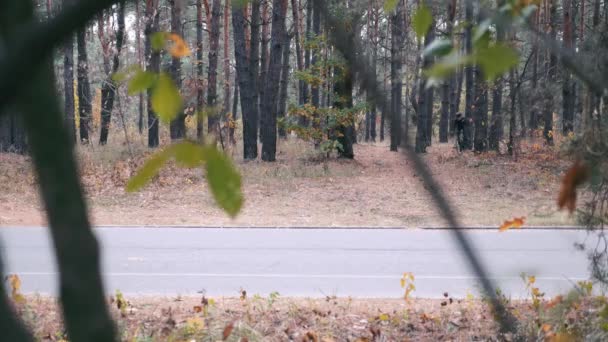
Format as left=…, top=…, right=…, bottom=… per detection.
left=0, top=227, right=596, bottom=298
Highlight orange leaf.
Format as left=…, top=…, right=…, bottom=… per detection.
left=558, top=160, right=589, bottom=213
left=222, top=322, right=234, bottom=340
left=193, top=305, right=202, bottom=313
left=542, top=323, right=552, bottom=332
left=545, top=295, right=563, bottom=309
left=499, top=217, right=526, bottom=232
left=168, top=33, right=191, bottom=58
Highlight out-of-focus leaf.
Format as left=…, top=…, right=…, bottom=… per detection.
left=473, top=18, right=492, bottom=42
left=151, top=72, right=183, bottom=122
left=204, top=147, right=243, bottom=218
left=112, top=71, right=128, bottom=83
left=383, top=0, right=399, bottom=13
left=422, top=39, right=453, bottom=58
left=167, top=33, right=191, bottom=58
left=476, top=44, right=519, bottom=81
left=151, top=32, right=167, bottom=51
left=412, top=2, right=433, bottom=39
left=424, top=52, right=472, bottom=79
left=172, top=141, right=206, bottom=168
left=128, top=70, right=157, bottom=95
left=126, top=149, right=172, bottom=192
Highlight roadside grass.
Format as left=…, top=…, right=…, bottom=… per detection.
left=0, top=127, right=576, bottom=228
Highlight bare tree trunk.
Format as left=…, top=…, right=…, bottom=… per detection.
left=311, top=0, right=321, bottom=146
left=62, top=0, right=75, bottom=142
left=303, top=0, right=312, bottom=106
left=416, top=19, right=434, bottom=153
left=223, top=0, right=232, bottom=120
left=99, top=3, right=126, bottom=145
left=277, top=32, right=291, bottom=138
left=169, top=0, right=185, bottom=140
left=196, top=0, right=205, bottom=140
left=77, top=27, right=92, bottom=144
left=390, top=0, right=404, bottom=151
left=562, top=0, right=575, bottom=134
left=261, top=0, right=288, bottom=161
left=145, top=0, right=160, bottom=148
left=489, top=0, right=505, bottom=151
left=207, top=0, right=222, bottom=136
left=543, top=0, right=557, bottom=145
left=463, top=0, right=474, bottom=149
left=136, top=0, right=145, bottom=134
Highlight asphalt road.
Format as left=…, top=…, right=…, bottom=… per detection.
left=0, top=227, right=596, bottom=298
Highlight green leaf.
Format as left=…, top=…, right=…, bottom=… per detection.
left=412, top=2, right=433, bottom=39
left=383, top=0, right=399, bottom=13
left=475, top=44, right=519, bottom=81
left=151, top=72, right=183, bottom=123
left=151, top=32, right=167, bottom=51
left=126, top=149, right=172, bottom=192
left=473, top=18, right=492, bottom=43
left=128, top=70, right=157, bottom=95
left=172, top=141, right=206, bottom=168
left=424, top=52, right=472, bottom=79
left=112, top=71, right=128, bottom=83
left=204, top=147, right=243, bottom=218
left=422, top=39, right=453, bottom=58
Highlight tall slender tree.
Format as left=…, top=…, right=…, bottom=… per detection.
left=440, top=0, right=457, bottom=143
left=145, top=0, right=160, bottom=148
left=76, top=26, right=92, bottom=144
left=136, top=0, right=145, bottom=134
left=543, top=0, right=557, bottom=145
left=196, top=0, right=205, bottom=140
left=207, top=0, right=222, bottom=136
left=223, top=0, right=232, bottom=125
left=261, top=0, right=288, bottom=161
left=62, top=0, right=75, bottom=142
left=489, top=0, right=505, bottom=151
left=277, top=31, right=292, bottom=138
left=390, top=0, right=404, bottom=151
left=562, top=0, right=575, bottom=134
left=99, top=2, right=126, bottom=145
left=463, top=0, right=474, bottom=149
left=169, top=0, right=186, bottom=140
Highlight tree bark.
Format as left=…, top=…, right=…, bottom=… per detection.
left=168, top=0, right=185, bottom=140
left=233, top=1, right=258, bottom=159
left=76, top=27, right=92, bottom=144
left=261, top=0, right=288, bottom=161
left=311, top=0, right=321, bottom=146
left=99, top=2, right=125, bottom=145
left=62, top=0, right=76, bottom=142
left=543, top=0, right=557, bottom=145
left=136, top=0, right=145, bottom=134
left=335, top=67, right=354, bottom=159
left=562, top=0, right=575, bottom=134
left=390, top=0, right=404, bottom=152
left=196, top=0, right=205, bottom=140
left=206, top=0, right=222, bottom=136
left=416, top=20, right=435, bottom=153
left=223, top=0, right=232, bottom=121
left=277, top=32, right=291, bottom=138
left=145, top=0, right=160, bottom=148
left=291, top=0, right=305, bottom=107
left=489, top=0, right=505, bottom=151
left=463, top=0, right=474, bottom=149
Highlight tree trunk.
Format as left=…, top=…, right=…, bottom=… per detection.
left=562, top=0, right=575, bottom=134
left=233, top=1, right=258, bottom=159
left=196, top=0, right=205, bottom=140
left=145, top=0, right=160, bottom=148
left=206, top=0, right=222, bottom=136
left=416, top=21, right=435, bottom=153
left=543, top=0, right=557, bottom=145
left=230, top=74, right=238, bottom=144
left=529, top=8, right=539, bottom=131
left=507, top=68, right=516, bottom=156
left=258, top=0, right=270, bottom=138
left=62, top=0, right=75, bottom=142
left=99, top=3, right=125, bottom=145
left=277, top=32, right=291, bottom=138
left=489, top=0, right=505, bottom=151
left=136, top=0, right=145, bottom=134
left=223, top=0, right=232, bottom=122
left=463, top=0, right=474, bottom=149
left=303, top=0, right=312, bottom=106
left=424, top=23, right=435, bottom=148
left=168, top=0, right=185, bottom=140
left=76, top=27, right=92, bottom=144
left=291, top=0, right=305, bottom=107
left=390, top=0, right=404, bottom=152
left=440, top=0, right=456, bottom=143
left=334, top=67, right=354, bottom=158
left=261, top=0, right=288, bottom=161
left=311, top=0, right=321, bottom=146
left=473, top=68, right=488, bottom=152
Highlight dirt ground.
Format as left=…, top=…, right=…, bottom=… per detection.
left=0, top=138, right=575, bottom=228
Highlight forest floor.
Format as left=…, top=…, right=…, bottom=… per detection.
left=14, top=292, right=605, bottom=341
left=0, top=135, right=576, bottom=228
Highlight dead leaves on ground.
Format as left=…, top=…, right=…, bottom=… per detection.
left=558, top=160, right=589, bottom=213
left=499, top=217, right=526, bottom=232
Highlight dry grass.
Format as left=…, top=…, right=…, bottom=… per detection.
left=0, top=129, right=575, bottom=228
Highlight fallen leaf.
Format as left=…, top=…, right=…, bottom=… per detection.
left=167, top=33, right=191, bottom=57
left=558, top=160, right=589, bottom=213
left=499, top=217, right=526, bottom=232
left=193, top=305, right=202, bottom=313
left=542, top=323, right=552, bottom=332
left=304, top=331, right=319, bottom=342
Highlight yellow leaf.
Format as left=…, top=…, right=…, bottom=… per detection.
left=379, top=313, right=389, bottom=321
left=168, top=33, right=191, bottom=58
left=499, top=217, right=526, bottom=232
left=542, top=323, right=552, bottom=332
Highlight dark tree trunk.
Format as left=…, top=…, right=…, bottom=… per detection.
left=230, top=74, right=238, bottom=144
left=233, top=1, right=258, bottom=159
left=543, top=0, right=557, bottom=145
left=416, top=21, right=435, bottom=153
left=562, top=0, right=575, bottom=134
left=136, top=0, right=145, bottom=134
left=507, top=68, right=516, bottom=155
left=196, top=0, right=205, bottom=140
left=62, top=0, right=76, bottom=142
left=311, top=0, right=321, bottom=145
left=463, top=0, right=474, bottom=149
left=223, top=0, right=232, bottom=124
left=261, top=0, right=288, bottom=161
left=206, top=0, right=222, bottom=135
left=258, top=0, right=270, bottom=138
left=248, top=0, right=261, bottom=156
left=168, top=0, right=185, bottom=140
left=145, top=0, right=160, bottom=148
left=380, top=21, right=389, bottom=142
left=291, top=0, right=305, bottom=107
left=3, top=1, right=118, bottom=340
left=390, top=0, right=404, bottom=151
left=489, top=0, right=505, bottom=151
left=529, top=9, right=539, bottom=131
left=303, top=0, right=312, bottom=106
left=448, top=0, right=458, bottom=137
left=0, top=111, right=27, bottom=154
left=277, top=32, right=291, bottom=138
left=473, top=67, right=488, bottom=152
left=334, top=67, right=354, bottom=159
left=440, top=0, right=456, bottom=143
left=99, top=2, right=125, bottom=145
left=76, top=27, right=92, bottom=144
